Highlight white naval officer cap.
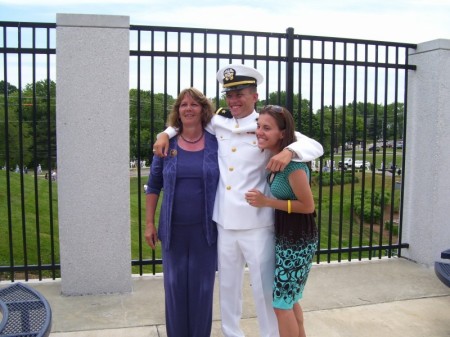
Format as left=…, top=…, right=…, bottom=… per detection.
left=216, top=63, right=264, bottom=92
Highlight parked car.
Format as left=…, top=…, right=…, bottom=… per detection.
left=383, top=140, right=394, bottom=148
left=338, top=158, right=371, bottom=171
left=354, top=160, right=371, bottom=170
left=368, top=145, right=380, bottom=152
left=338, top=157, right=353, bottom=169
left=396, top=141, right=403, bottom=149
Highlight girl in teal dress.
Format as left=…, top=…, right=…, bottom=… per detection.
left=245, top=105, right=318, bottom=337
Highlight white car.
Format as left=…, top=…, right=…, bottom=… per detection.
left=338, top=158, right=371, bottom=170
left=354, top=160, right=371, bottom=170
left=338, top=158, right=353, bottom=168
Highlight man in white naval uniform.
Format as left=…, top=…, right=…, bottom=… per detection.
left=153, top=64, right=323, bottom=337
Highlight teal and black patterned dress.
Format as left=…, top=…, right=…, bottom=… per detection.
left=268, top=161, right=318, bottom=309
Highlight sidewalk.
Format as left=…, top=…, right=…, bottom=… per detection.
left=18, top=258, right=450, bottom=337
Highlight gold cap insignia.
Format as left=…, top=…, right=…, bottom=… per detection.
left=223, top=68, right=235, bottom=82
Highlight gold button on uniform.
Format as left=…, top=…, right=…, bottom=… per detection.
left=229, top=167, right=234, bottom=171
left=226, top=186, right=231, bottom=190
left=231, top=147, right=236, bottom=152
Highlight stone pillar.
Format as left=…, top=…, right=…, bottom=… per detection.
left=402, top=39, right=450, bottom=266
left=56, top=14, right=131, bottom=295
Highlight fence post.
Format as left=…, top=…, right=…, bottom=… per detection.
left=56, top=14, right=131, bottom=295
left=285, top=27, right=295, bottom=113
left=402, top=39, right=450, bottom=266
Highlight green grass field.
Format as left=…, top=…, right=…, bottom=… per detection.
left=0, top=170, right=59, bottom=280
left=1, top=149, right=402, bottom=279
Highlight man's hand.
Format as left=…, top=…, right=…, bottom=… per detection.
left=153, top=133, right=170, bottom=157
left=266, top=148, right=293, bottom=172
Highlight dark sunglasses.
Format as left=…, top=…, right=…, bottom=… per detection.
left=261, top=105, right=284, bottom=113
left=260, top=105, right=287, bottom=130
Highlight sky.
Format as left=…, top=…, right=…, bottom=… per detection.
left=0, top=0, right=449, bottom=44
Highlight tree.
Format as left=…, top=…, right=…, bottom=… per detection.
left=0, top=80, right=56, bottom=171
left=129, top=89, right=174, bottom=163
left=0, top=91, right=33, bottom=169
left=21, top=80, right=57, bottom=170
left=264, top=91, right=321, bottom=142
left=0, top=80, right=18, bottom=95
left=2, top=77, right=406, bottom=172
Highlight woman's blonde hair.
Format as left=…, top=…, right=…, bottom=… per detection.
left=166, top=87, right=214, bottom=132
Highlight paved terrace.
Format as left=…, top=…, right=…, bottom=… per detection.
left=5, top=258, right=448, bottom=337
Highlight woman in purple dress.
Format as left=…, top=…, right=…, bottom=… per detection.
left=145, top=87, right=219, bottom=337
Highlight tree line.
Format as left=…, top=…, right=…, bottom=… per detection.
left=1, top=80, right=404, bottom=171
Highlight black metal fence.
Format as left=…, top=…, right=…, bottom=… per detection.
left=1, top=21, right=416, bottom=280
left=0, top=21, right=58, bottom=281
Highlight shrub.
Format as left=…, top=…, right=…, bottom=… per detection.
left=312, top=171, right=359, bottom=186
left=384, top=221, right=399, bottom=236
left=353, top=190, right=390, bottom=224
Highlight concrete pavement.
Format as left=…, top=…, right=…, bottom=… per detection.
left=7, top=258, right=450, bottom=337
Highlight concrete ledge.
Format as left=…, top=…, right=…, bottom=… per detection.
left=56, top=13, right=129, bottom=28
left=14, top=258, right=450, bottom=337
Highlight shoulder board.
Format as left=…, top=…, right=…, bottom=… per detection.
left=215, top=107, right=233, bottom=119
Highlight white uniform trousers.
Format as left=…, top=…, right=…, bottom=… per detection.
left=217, top=225, right=279, bottom=337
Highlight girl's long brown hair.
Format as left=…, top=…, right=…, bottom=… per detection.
left=259, top=105, right=296, bottom=152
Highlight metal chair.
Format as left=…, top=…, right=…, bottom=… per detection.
left=434, top=249, right=450, bottom=288
left=0, top=282, right=52, bottom=337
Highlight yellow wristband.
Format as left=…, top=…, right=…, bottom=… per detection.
left=287, top=200, right=292, bottom=214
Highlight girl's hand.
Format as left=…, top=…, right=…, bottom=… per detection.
left=245, top=189, right=266, bottom=208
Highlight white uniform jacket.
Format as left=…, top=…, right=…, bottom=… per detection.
left=163, top=110, right=324, bottom=231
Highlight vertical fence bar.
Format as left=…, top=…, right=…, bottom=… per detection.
left=45, top=25, right=56, bottom=279
left=358, top=43, right=368, bottom=261
left=397, top=46, right=410, bottom=258
left=368, top=44, right=379, bottom=259
left=150, top=29, right=157, bottom=274
left=327, top=41, right=336, bottom=263
left=2, top=25, right=15, bottom=281
left=348, top=41, right=358, bottom=261
left=31, top=26, right=43, bottom=280
left=378, top=45, right=389, bottom=259
left=263, top=36, right=270, bottom=105
left=387, top=46, right=400, bottom=257
left=285, top=27, right=294, bottom=112
left=17, top=24, right=30, bottom=281
left=136, top=28, right=143, bottom=276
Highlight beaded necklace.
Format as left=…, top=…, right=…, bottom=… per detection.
left=179, top=131, right=204, bottom=144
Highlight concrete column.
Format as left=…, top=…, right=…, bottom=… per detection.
left=56, top=14, right=131, bottom=295
left=402, top=39, right=450, bottom=266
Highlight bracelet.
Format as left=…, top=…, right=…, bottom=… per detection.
left=285, top=147, right=296, bottom=159
left=287, top=200, right=292, bottom=214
